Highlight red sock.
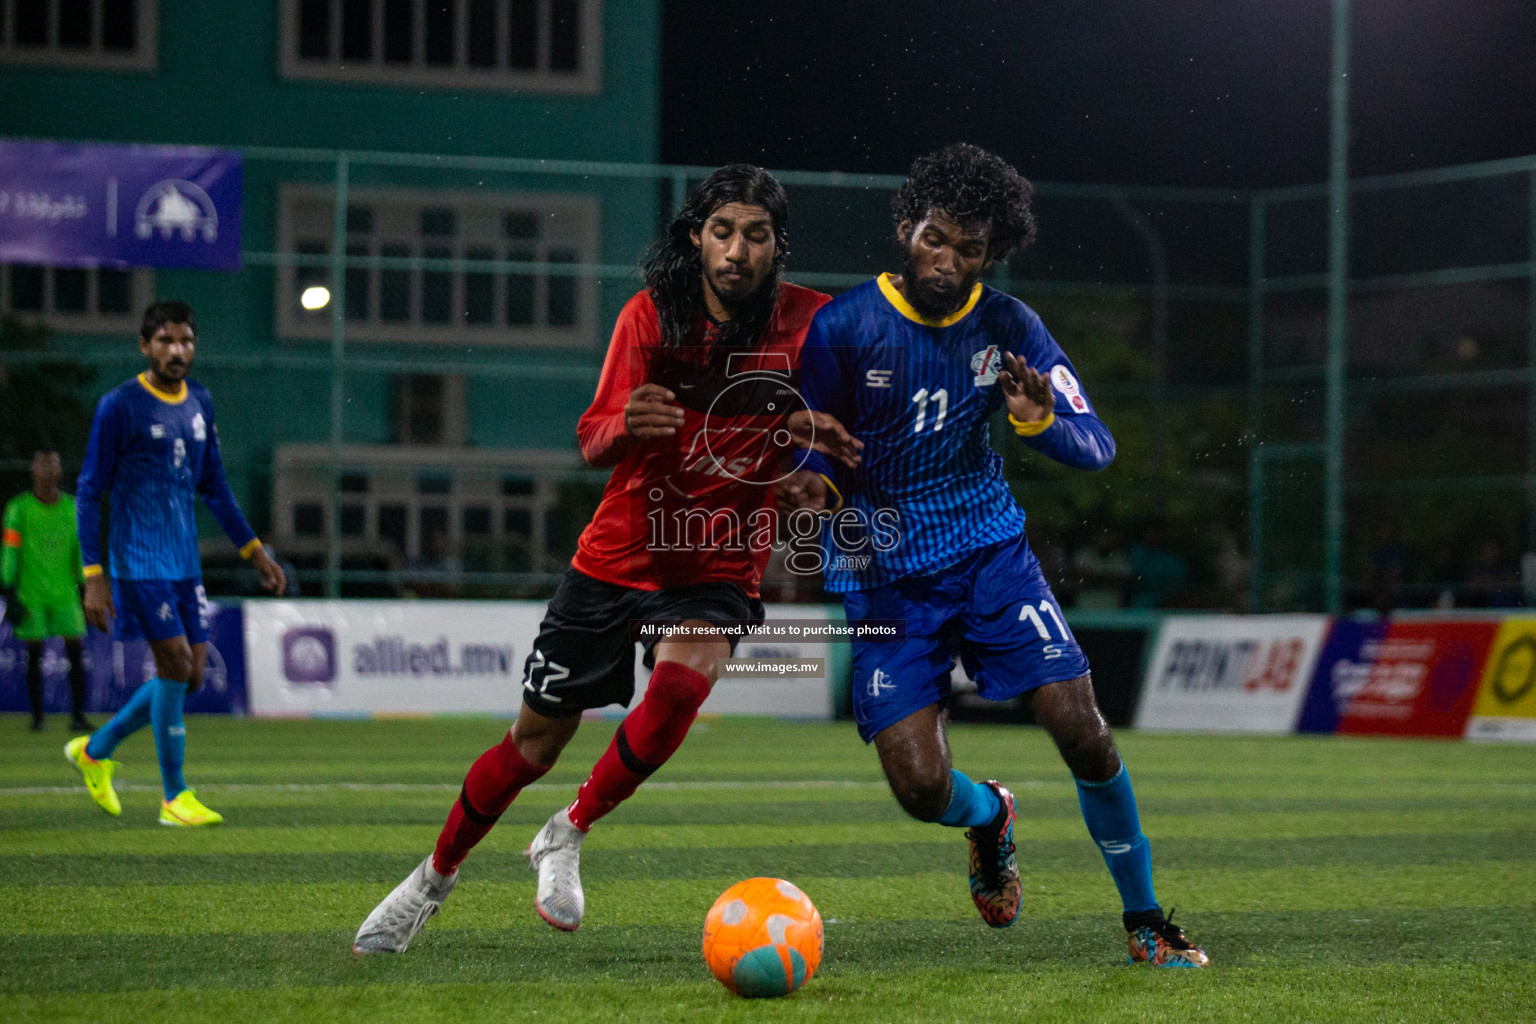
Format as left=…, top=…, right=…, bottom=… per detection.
left=432, top=730, right=551, bottom=875
left=566, top=661, right=711, bottom=832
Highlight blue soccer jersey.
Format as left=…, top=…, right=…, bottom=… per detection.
left=798, top=274, right=1115, bottom=591
left=76, top=372, right=257, bottom=581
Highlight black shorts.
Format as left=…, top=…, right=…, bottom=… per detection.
left=521, top=569, right=765, bottom=717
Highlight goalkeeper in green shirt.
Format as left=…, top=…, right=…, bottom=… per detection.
left=2, top=449, right=91, bottom=732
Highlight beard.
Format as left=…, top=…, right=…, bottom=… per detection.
left=703, top=263, right=770, bottom=315
left=900, top=254, right=981, bottom=319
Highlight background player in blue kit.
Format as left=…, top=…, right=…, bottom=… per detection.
left=779, top=144, right=1208, bottom=967
left=66, top=301, right=285, bottom=826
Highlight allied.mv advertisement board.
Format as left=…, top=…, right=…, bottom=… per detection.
left=243, top=600, right=838, bottom=718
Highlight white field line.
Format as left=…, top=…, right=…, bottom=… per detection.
left=1, top=778, right=1010, bottom=797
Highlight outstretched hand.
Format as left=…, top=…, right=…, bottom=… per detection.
left=787, top=409, right=863, bottom=468
left=998, top=351, right=1054, bottom=423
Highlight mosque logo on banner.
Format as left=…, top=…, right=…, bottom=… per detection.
left=135, top=179, right=220, bottom=243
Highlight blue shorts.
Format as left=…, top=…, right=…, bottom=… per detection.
left=113, top=578, right=210, bottom=644
left=844, top=531, right=1090, bottom=743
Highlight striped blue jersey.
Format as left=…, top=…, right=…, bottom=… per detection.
left=798, top=274, right=1115, bottom=591
left=76, top=373, right=257, bottom=581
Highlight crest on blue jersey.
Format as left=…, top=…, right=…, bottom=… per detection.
left=970, top=346, right=1002, bottom=386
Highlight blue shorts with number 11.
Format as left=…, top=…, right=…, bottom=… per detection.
left=843, top=530, right=1090, bottom=743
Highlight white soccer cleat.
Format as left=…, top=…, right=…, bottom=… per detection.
left=352, top=855, right=458, bottom=953
left=527, top=808, right=586, bottom=931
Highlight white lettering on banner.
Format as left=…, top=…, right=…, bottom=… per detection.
left=1330, top=636, right=1438, bottom=720
left=1137, top=615, right=1330, bottom=734
left=0, top=191, right=89, bottom=224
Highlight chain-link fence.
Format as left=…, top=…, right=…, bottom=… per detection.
left=4, top=146, right=1533, bottom=613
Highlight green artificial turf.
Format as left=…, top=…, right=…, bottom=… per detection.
left=1, top=715, right=1531, bottom=1023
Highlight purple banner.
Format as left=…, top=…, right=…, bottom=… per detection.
left=0, top=601, right=247, bottom=716
left=0, top=139, right=242, bottom=270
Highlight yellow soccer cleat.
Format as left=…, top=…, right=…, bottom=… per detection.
left=64, top=736, right=121, bottom=817
left=160, top=789, right=224, bottom=827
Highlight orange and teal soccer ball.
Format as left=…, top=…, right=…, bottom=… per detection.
left=702, top=877, right=823, bottom=998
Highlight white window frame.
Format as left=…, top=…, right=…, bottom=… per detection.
left=278, top=0, right=601, bottom=95
left=0, top=263, right=153, bottom=332
left=272, top=444, right=581, bottom=573
left=0, top=0, right=158, bottom=71
left=276, top=184, right=599, bottom=348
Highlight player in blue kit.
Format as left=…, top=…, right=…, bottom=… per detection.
left=779, top=144, right=1207, bottom=967
left=65, top=300, right=285, bottom=825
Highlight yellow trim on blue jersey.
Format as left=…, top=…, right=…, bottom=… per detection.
left=1009, top=411, right=1056, bottom=437
left=137, top=372, right=189, bottom=405
left=82, top=564, right=103, bottom=578
left=877, top=273, right=983, bottom=328
left=817, top=474, right=844, bottom=514
left=239, top=538, right=263, bottom=559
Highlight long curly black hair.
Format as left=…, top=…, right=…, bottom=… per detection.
left=642, top=164, right=789, bottom=361
left=891, top=143, right=1037, bottom=263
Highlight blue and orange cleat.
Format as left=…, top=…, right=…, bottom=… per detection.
left=1126, top=907, right=1209, bottom=967
left=965, top=780, right=1021, bottom=928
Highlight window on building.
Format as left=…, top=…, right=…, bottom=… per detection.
left=390, top=373, right=466, bottom=445
left=0, top=0, right=157, bottom=69
left=272, top=453, right=565, bottom=572
left=278, top=186, right=597, bottom=347
left=281, top=0, right=600, bottom=93
left=1, top=263, right=150, bottom=330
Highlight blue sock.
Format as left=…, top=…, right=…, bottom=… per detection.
left=1076, top=765, right=1158, bottom=913
left=150, top=677, right=188, bottom=801
left=85, top=680, right=156, bottom=760
left=935, top=770, right=1002, bottom=827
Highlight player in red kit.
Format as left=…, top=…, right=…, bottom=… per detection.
left=354, top=164, right=858, bottom=952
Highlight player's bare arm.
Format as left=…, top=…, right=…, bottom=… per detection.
left=998, top=350, right=1054, bottom=423
left=249, top=545, right=286, bottom=595
left=624, top=383, right=686, bottom=438
left=787, top=409, right=863, bottom=468
left=82, top=574, right=114, bottom=633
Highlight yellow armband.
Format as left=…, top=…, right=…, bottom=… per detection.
left=239, top=538, right=264, bottom=560
left=82, top=564, right=104, bottom=578
left=818, top=474, right=844, bottom=514
left=1009, top=411, right=1055, bottom=437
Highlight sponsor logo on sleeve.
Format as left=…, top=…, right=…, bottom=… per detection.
left=1051, top=365, right=1089, bottom=413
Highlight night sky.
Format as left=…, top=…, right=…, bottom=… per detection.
left=661, top=1, right=1536, bottom=188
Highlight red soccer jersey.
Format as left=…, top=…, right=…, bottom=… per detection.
left=572, top=284, right=831, bottom=596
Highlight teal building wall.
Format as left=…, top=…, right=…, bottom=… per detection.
left=0, top=0, right=661, bottom=532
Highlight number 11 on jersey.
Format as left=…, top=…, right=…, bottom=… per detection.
left=912, top=388, right=948, bottom=433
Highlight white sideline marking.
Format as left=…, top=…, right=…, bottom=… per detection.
left=0, top=779, right=927, bottom=797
